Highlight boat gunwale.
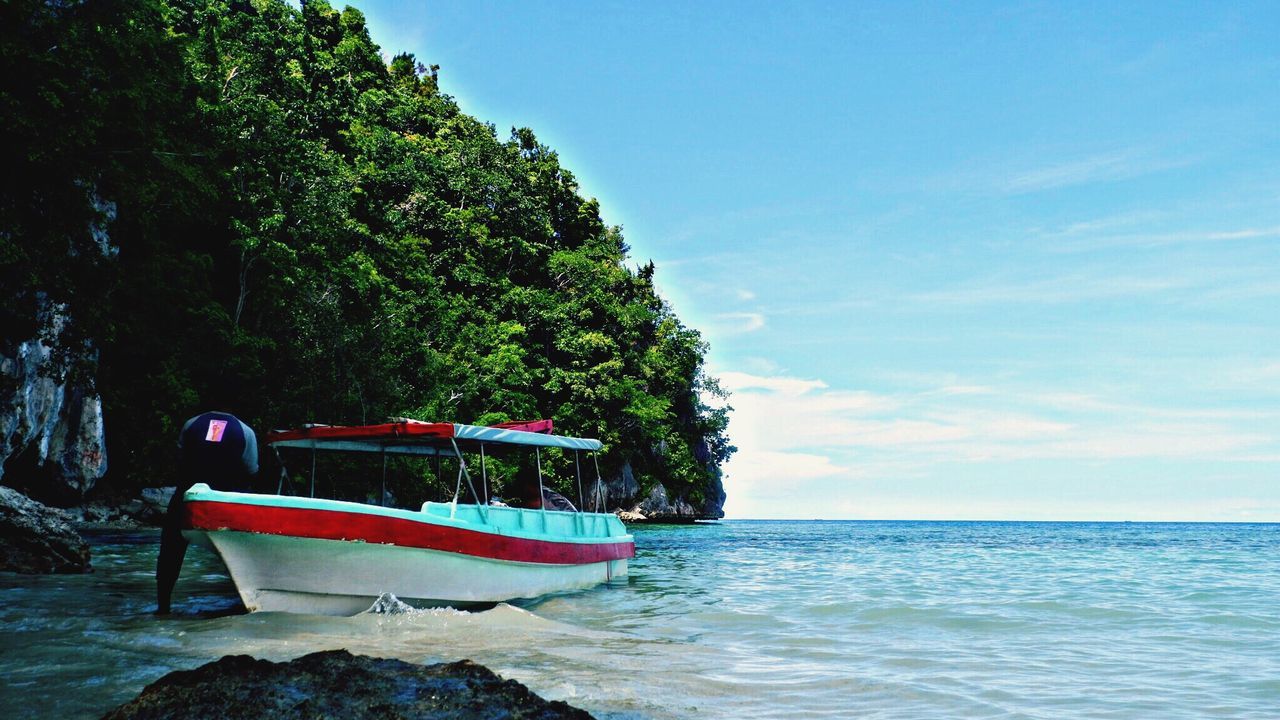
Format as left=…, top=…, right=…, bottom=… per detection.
left=183, top=484, right=635, bottom=550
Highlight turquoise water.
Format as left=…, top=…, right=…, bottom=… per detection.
left=1, top=521, right=1278, bottom=718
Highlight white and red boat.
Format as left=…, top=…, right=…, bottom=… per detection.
left=182, top=420, right=635, bottom=615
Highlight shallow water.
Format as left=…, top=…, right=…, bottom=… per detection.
left=1, top=522, right=1278, bottom=718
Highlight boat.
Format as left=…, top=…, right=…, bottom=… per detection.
left=182, top=419, right=635, bottom=615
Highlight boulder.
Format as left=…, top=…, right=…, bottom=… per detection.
left=137, top=486, right=176, bottom=522
left=61, top=487, right=173, bottom=528
left=61, top=500, right=146, bottom=528
left=101, top=649, right=593, bottom=720
left=0, top=484, right=91, bottom=573
left=615, top=509, right=647, bottom=523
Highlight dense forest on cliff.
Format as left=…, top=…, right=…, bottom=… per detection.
left=1, top=0, right=732, bottom=513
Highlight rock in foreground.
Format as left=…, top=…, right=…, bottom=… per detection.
left=102, top=649, right=593, bottom=720
left=0, top=485, right=91, bottom=573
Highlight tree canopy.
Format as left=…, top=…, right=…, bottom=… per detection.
left=1, top=0, right=732, bottom=513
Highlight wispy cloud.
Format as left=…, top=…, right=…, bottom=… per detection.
left=1003, top=151, right=1131, bottom=193
left=720, top=371, right=826, bottom=396
left=925, top=147, right=1199, bottom=197
left=909, top=272, right=1195, bottom=306
left=709, top=312, right=766, bottom=335
left=1001, top=149, right=1196, bottom=194
left=803, top=496, right=1280, bottom=522
left=1051, top=224, right=1280, bottom=253
left=718, top=369, right=1279, bottom=502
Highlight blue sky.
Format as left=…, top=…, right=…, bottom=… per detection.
left=352, top=1, right=1280, bottom=520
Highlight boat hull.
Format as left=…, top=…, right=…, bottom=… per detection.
left=181, top=484, right=634, bottom=615
left=191, top=529, right=628, bottom=615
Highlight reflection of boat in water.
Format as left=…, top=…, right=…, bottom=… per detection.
left=183, top=420, right=635, bottom=615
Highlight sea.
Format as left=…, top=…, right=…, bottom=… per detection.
left=1, top=521, right=1277, bottom=719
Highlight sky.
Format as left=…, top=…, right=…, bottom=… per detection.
left=350, top=0, right=1280, bottom=521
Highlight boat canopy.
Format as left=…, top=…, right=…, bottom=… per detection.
left=267, top=419, right=602, bottom=456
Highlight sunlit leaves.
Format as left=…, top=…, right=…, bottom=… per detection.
left=5, top=0, right=732, bottom=508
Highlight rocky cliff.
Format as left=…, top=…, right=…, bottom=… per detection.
left=1, top=310, right=108, bottom=506
left=590, top=453, right=726, bottom=523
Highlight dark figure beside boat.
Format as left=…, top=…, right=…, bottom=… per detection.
left=156, top=411, right=258, bottom=614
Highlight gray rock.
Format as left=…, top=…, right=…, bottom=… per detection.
left=637, top=483, right=671, bottom=515
left=592, top=453, right=725, bottom=521
left=101, top=649, right=593, bottom=720
left=0, top=301, right=108, bottom=504
left=136, top=486, right=176, bottom=523
left=81, top=503, right=120, bottom=524
left=700, top=465, right=726, bottom=521
left=582, top=460, right=639, bottom=513
left=607, top=461, right=639, bottom=506
left=0, top=485, right=91, bottom=573
left=630, top=484, right=700, bottom=524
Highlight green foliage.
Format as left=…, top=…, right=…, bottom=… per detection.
left=1, top=0, right=733, bottom=509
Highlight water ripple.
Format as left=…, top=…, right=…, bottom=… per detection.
left=2, top=523, right=1279, bottom=718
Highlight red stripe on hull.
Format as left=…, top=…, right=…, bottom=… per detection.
left=185, top=501, right=635, bottom=565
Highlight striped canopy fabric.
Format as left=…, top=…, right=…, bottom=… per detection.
left=267, top=420, right=601, bottom=455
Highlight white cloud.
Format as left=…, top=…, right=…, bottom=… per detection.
left=709, top=312, right=765, bottom=335
left=717, top=368, right=1279, bottom=500
left=930, top=384, right=995, bottom=396
left=736, top=357, right=783, bottom=375
left=1232, top=361, right=1280, bottom=384
left=725, top=449, right=847, bottom=486
left=810, top=496, right=1280, bottom=522
left=719, top=371, right=826, bottom=396
left=710, top=342, right=1280, bottom=517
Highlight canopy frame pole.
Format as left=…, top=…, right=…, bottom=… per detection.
left=592, top=452, right=605, bottom=513
left=450, top=459, right=462, bottom=517
left=536, top=447, right=547, bottom=526
left=449, top=438, right=488, bottom=524
left=310, top=446, right=316, bottom=498
left=380, top=446, right=388, bottom=507
left=274, top=446, right=289, bottom=496
left=479, top=444, right=488, bottom=505
left=574, top=451, right=584, bottom=515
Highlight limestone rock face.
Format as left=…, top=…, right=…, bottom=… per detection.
left=583, top=460, right=641, bottom=513
left=0, top=485, right=91, bottom=573
left=0, top=318, right=108, bottom=505
left=101, top=649, right=593, bottom=720
left=630, top=483, right=700, bottom=524
left=700, top=466, right=726, bottom=521
left=579, top=445, right=727, bottom=521
left=612, top=460, right=640, bottom=500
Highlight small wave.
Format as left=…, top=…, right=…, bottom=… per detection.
left=362, top=592, right=418, bottom=615
left=357, top=593, right=520, bottom=619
